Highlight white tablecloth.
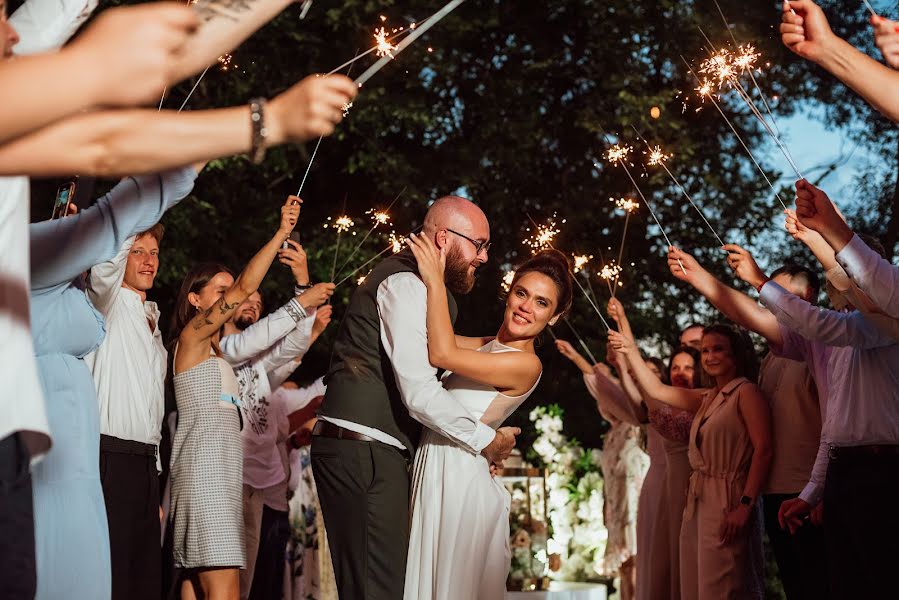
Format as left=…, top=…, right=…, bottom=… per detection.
left=506, top=581, right=607, bottom=600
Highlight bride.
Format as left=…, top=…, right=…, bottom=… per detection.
left=403, top=232, right=574, bottom=600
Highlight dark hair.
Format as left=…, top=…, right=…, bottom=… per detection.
left=644, top=356, right=669, bottom=385
left=701, top=324, right=759, bottom=383
left=511, top=249, right=574, bottom=316
left=771, top=263, right=820, bottom=304
left=667, top=345, right=702, bottom=388
left=858, top=234, right=887, bottom=259
left=167, top=262, right=235, bottom=343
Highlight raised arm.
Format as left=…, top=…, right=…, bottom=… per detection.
left=179, top=197, right=298, bottom=351
left=758, top=280, right=896, bottom=349
left=608, top=330, right=705, bottom=412
left=667, top=246, right=783, bottom=347
left=0, top=74, right=356, bottom=177
left=85, top=235, right=133, bottom=316
left=556, top=339, right=593, bottom=375
left=30, top=166, right=196, bottom=292
left=0, top=3, right=198, bottom=144
left=781, top=0, right=899, bottom=123
left=873, top=15, right=899, bottom=69
left=406, top=233, right=542, bottom=395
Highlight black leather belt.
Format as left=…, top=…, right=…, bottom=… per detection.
left=829, top=444, right=899, bottom=460
left=312, top=420, right=379, bottom=444
left=100, top=434, right=156, bottom=457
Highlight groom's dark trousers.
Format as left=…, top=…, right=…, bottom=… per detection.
left=312, top=428, right=412, bottom=599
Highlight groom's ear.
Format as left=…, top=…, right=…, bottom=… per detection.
left=434, top=229, right=449, bottom=249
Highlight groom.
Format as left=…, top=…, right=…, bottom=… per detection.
left=312, top=195, right=519, bottom=599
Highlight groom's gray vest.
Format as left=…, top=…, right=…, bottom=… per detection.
left=321, top=249, right=458, bottom=452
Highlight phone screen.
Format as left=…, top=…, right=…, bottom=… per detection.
left=51, top=182, right=76, bottom=219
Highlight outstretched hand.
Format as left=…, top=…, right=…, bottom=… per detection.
left=667, top=246, right=704, bottom=284
left=555, top=339, right=579, bottom=361
left=278, top=195, right=302, bottom=238
left=872, top=15, right=899, bottom=69
left=723, top=244, right=768, bottom=289
left=407, top=232, right=447, bottom=289
left=607, top=330, right=637, bottom=357
left=794, top=179, right=852, bottom=250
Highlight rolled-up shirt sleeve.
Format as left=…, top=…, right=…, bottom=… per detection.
left=86, top=235, right=133, bottom=316
left=836, top=234, right=899, bottom=320
left=760, top=280, right=896, bottom=350
left=220, top=298, right=307, bottom=365
left=799, top=439, right=828, bottom=506
left=377, top=273, right=496, bottom=454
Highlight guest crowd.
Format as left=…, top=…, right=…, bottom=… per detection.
left=1, top=0, right=898, bottom=599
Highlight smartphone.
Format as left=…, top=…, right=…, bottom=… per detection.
left=51, top=181, right=77, bottom=219
left=282, top=231, right=301, bottom=251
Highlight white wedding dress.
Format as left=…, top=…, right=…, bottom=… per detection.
left=404, top=340, right=541, bottom=600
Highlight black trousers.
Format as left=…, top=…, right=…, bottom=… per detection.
left=0, top=433, right=36, bottom=600
left=762, top=493, right=826, bottom=600
left=824, top=450, right=899, bottom=599
left=311, top=436, right=411, bottom=600
left=248, top=505, right=290, bottom=600
left=99, top=435, right=161, bottom=600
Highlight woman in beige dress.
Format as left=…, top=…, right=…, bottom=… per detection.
left=609, top=324, right=772, bottom=600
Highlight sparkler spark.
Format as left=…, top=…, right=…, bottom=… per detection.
left=599, top=262, right=623, bottom=282
left=523, top=215, right=564, bottom=253
left=501, top=270, right=516, bottom=293
left=572, top=254, right=593, bottom=274
left=605, top=144, right=633, bottom=166
left=367, top=209, right=392, bottom=227
left=646, top=145, right=671, bottom=166
left=326, top=215, right=355, bottom=233
left=374, top=26, right=398, bottom=58
left=733, top=44, right=760, bottom=73
left=389, top=233, right=405, bottom=253
left=342, top=101, right=353, bottom=116
left=611, top=197, right=640, bottom=214
left=218, top=53, right=235, bottom=72
left=357, top=274, right=368, bottom=285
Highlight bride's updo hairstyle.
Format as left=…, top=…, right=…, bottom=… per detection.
left=509, top=249, right=574, bottom=317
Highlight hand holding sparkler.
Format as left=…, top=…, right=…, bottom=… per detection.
left=780, top=1, right=839, bottom=64
left=794, top=179, right=854, bottom=251
left=278, top=239, right=310, bottom=285
left=555, top=339, right=595, bottom=374
left=606, top=297, right=634, bottom=342
left=667, top=246, right=706, bottom=286
left=723, top=245, right=769, bottom=290
left=872, top=15, right=899, bottom=69
left=268, top=74, right=357, bottom=143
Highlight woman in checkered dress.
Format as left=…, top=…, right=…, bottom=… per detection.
left=168, top=198, right=301, bottom=599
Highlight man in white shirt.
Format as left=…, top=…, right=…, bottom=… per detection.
left=0, top=2, right=95, bottom=597
left=724, top=242, right=899, bottom=598
left=312, top=195, right=519, bottom=598
left=84, top=171, right=194, bottom=600
left=218, top=234, right=334, bottom=600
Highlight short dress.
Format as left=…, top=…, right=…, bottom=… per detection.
left=170, top=353, right=245, bottom=569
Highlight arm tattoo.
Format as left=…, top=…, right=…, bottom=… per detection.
left=192, top=307, right=215, bottom=330
left=217, top=296, right=240, bottom=315
left=192, top=0, right=264, bottom=24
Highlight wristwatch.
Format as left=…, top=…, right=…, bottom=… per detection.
left=740, top=495, right=754, bottom=507
left=294, top=283, right=313, bottom=296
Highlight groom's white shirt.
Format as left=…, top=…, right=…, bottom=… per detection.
left=320, top=272, right=495, bottom=454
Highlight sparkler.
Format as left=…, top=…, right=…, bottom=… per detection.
left=635, top=130, right=726, bottom=247
left=501, top=269, right=516, bottom=293
left=333, top=187, right=405, bottom=280
left=681, top=55, right=789, bottom=211
left=523, top=215, right=564, bottom=254
left=327, top=215, right=355, bottom=281
left=525, top=214, right=612, bottom=331
left=355, top=0, right=467, bottom=87
left=861, top=0, right=878, bottom=16
left=610, top=197, right=638, bottom=296
left=572, top=254, right=592, bottom=274
left=696, top=27, right=803, bottom=180
left=598, top=262, right=622, bottom=296
left=335, top=226, right=422, bottom=288
left=597, top=130, right=685, bottom=274
left=563, top=317, right=597, bottom=364
left=374, top=27, right=398, bottom=58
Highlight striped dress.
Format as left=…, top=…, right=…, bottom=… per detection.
left=170, top=354, right=245, bottom=568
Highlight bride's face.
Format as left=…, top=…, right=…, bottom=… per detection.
left=503, top=271, right=559, bottom=339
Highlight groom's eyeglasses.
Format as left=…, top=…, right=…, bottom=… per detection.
left=446, top=228, right=491, bottom=256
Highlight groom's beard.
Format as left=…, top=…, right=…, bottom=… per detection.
left=444, top=245, right=476, bottom=295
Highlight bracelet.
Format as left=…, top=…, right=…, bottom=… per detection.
left=755, top=278, right=770, bottom=293
left=248, top=98, right=268, bottom=164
